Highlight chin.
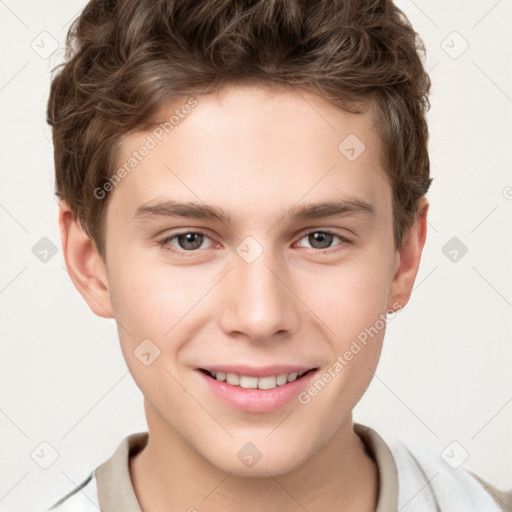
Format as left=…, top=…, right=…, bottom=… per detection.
left=202, top=439, right=313, bottom=478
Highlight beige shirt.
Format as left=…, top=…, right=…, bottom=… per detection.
left=48, top=423, right=512, bottom=511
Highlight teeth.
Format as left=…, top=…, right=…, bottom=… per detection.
left=239, top=375, right=258, bottom=389
left=276, top=373, right=288, bottom=385
left=226, top=373, right=240, bottom=385
left=258, top=375, right=277, bottom=389
left=210, top=370, right=308, bottom=389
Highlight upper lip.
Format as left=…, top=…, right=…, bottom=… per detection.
left=198, top=365, right=318, bottom=378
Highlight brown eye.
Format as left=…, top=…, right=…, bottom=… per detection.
left=159, top=230, right=214, bottom=255
left=307, top=232, right=335, bottom=249
left=175, top=232, right=205, bottom=250
left=296, top=230, right=350, bottom=251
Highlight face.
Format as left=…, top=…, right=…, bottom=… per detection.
left=64, top=83, right=424, bottom=477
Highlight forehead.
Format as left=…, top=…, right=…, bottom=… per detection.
left=109, top=83, right=390, bottom=228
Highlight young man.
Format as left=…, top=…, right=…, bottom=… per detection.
left=46, top=0, right=511, bottom=510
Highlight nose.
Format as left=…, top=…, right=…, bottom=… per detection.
left=218, top=246, right=300, bottom=343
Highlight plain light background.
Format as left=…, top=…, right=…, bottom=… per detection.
left=0, top=1, right=511, bottom=510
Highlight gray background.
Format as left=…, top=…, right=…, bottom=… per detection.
left=0, top=0, right=511, bottom=510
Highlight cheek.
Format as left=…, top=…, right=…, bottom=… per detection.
left=296, top=266, right=391, bottom=420
left=299, top=256, right=393, bottom=338
left=107, top=258, right=200, bottom=338
left=108, top=264, right=191, bottom=404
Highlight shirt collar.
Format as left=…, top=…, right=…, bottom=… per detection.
left=354, top=423, right=399, bottom=511
left=96, top=423, right=398, bottom=511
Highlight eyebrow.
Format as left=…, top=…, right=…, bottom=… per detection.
left=131, top=197, right=375, bottom=224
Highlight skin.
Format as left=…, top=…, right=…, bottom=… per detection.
left=59, top=83, right=428, bottom=511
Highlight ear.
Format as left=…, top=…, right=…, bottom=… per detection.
left=58, top=201, right=114, bottom=319
left=387, top=197, right=429, bottom=311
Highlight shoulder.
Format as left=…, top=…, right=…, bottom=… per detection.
left=387, top=437, right=512, bottom=512
left=44, top=431, right=148, bottom=512
left=46, top=471, right=99, bottom=512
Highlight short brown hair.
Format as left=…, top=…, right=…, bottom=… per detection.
left=47, top=0, right=432, bottom=260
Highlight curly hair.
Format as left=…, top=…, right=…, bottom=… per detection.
left=47, top=0, right=432, bottom=259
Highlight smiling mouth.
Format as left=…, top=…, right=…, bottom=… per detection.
left=199, top=368, right=318, bottom=390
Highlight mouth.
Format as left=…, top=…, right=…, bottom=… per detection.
left=196, top=365, right=320, bottom=413
left=198, top=367, right=318, bottom=390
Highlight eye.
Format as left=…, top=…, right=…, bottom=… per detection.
left=158, top=230, right=215, bottom=256
left=295, top=230, right=351, bottom=251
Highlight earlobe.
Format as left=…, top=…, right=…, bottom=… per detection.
left=58, top=201, right=114, bottom=319
left=387, top=198, right=429, bottom=311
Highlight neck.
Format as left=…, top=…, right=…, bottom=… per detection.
left=130, top=404, right=378, bottom=512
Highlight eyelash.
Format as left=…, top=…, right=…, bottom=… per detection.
left=157, top=229, right=352, bottom=258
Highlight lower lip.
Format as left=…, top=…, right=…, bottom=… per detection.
left=196, top=369, right=318, bottom=413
